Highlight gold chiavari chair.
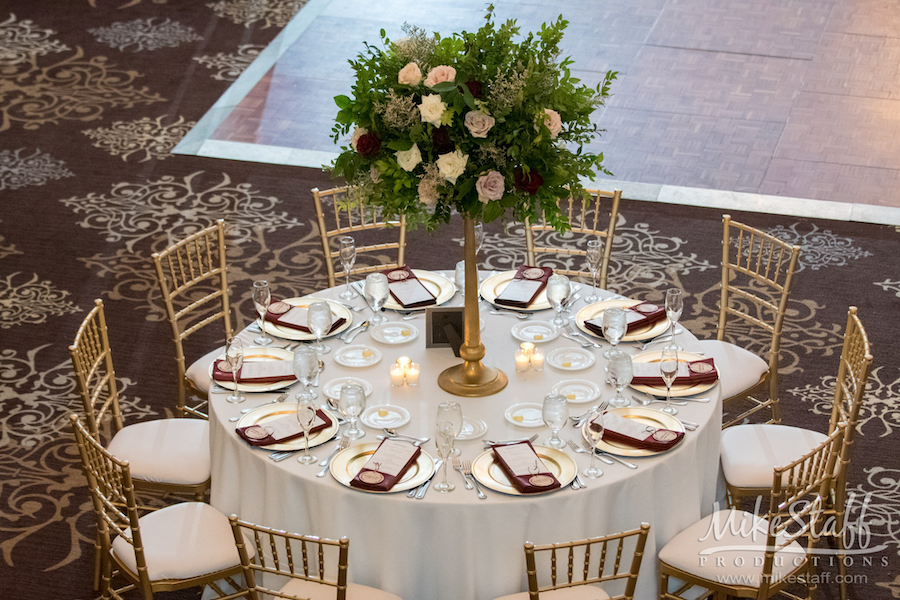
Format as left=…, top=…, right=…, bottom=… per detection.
left=658, top=423, right=845, bottom=600
left=313, top=185, right=407, bottom=288
left=223, top=516, right=403, bottom=600
left=525, top=188, right=622, bottom=290
left=151, top=219, right=232, bottom=419
left=697, top=215, right=802, bottom=428
left=720, top=306, right=872, bottom=600
left=493, top=523, right=650, bottom=600
left=70, top=414, right=243, bottom=600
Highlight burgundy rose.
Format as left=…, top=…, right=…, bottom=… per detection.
left=464, top=80, right=483, bottom=99
left=355, top=132, right=381, bottom=156
left=432, top=127, right=455, bottom=154
left=514, top=168, right=544, bottom=195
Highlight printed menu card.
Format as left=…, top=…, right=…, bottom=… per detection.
left=382, top=266, right=437, bottom=308
left=584, top=301, right=667, bottom=336
left=491, top=441, right=560, bottom=493
left=265, top=299, right=346, bottom=333
left=213, top=359, right=296, bottom=384
left=595, top=412, right=683, bottom=452
left=630, top=357, right=718, bottom=386
left=494, top=265, right=553, bottom=308
left=236, top=409, right=332, bottom=447
left=350, top=438, right=421, bottom=492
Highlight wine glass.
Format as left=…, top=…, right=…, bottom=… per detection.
left=295, top=396, right=318, bottom=464
left=474, top=221, right=485, bottom=255
left=542, top=393, right=568, bottom=448
left=433, top=421, right=456, bottom=493
left=223, top=337, right=245, bottom=404
left=339, top=382, right=366, bottom=439
left=307, top=301, right=333, bottom=355
left=659, top=346, right=679, bottom=415
left=585, top=239, right=602, bottom=303
left=583, top=409, right=604, bottom=479
left=364, top=273, right=389, bottom=325
left=436, top=401, right=463, bottom=457
left=607, top=351, right=633, bottom=408
left=601, top=307, right=627, bottom=359
left=251, top=280, right=273, bottom=346
left=546, top=274, right=570, bottom=327
left=339, top=236, right=357, bottom=300
left=292, top=345, right=319, bottom=402
left=665, top=288, right=683, bottom=350
left=454, top=259, right=466, bottom=292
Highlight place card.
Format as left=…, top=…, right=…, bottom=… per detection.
left=213, top=359, right=296, bottom=384
left=383, top=266, right=436, bottom=308
left=491, top=441, right=560, bottom=493
left=597, top=413, right=683, bottom=452
left=264, top=299, right=346, bottom=333
left=584, top=301, right=667, bottom=336
left=631, top=358, right=718, bottom=386
left=350, top=438, right=421, bottom=492
left=236, top=409, right=332, bottom=447
left=494, top=266, right=552, bottom=308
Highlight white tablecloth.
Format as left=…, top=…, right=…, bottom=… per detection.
left=208, top=274, right=723, bottom=600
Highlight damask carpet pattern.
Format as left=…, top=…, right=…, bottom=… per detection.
left=0, top=1, right=898, bottom=599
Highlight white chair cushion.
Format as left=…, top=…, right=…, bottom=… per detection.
left=107, top=418, right=210, bottom=485
left=185, top=346, right=221, bottom=395
left=696, top=339, right=768, bottom=400
left=658, top=509, right=806, bottom=588
left=280, top=577, right=403, bottom=600
left=112, top=502, right=242, bottom=581
left=494, top=584, right=610, bottom=600
left=721, top=424, right=827, bottom=489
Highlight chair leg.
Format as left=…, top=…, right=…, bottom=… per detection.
left=658, top=570, right=668, bottom=599
left=92, top=528, right=102, bottom=590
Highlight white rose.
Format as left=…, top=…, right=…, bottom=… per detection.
left=418, top=94, right=447, bottom=127
left=398, top=62, right=422, bottom=86
left=464, top=111, right=495, bottom=138
left=436, top=150, right=468, bottom=185
left=543, top=108, right=562, bottom=138
left=475, top=170, right=505, bottom=203
left=424, top=65, right=457, bottom=88
left=395, top=143, right=422, bottom=172
left=350, top=127, right=368, bottom=150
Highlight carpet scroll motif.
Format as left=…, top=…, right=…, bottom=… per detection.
left=193, top=44, right=264, bottom=81
left=0, top=148, right=73, bottom=190
left=88, top=18, right=203, bottom=52
left=82, top=115, right=196, bottom=162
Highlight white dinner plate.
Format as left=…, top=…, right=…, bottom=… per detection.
left=504, top=403, right=544, bottom=428
left=383, top=270, right=456, bottom=311
left=333, top=345, right=382, bottom=368
left=480, top=270, right=551, bottom=311
left=575, top=299, right=671, bottom=342
left=258, top=298, right=353, bottom=341
left=629, top=350, right=718, bottom=397
left=208, top=346, right=296, bottom=393
left=322, top=377, right=374, bottom=399
left=552, top=379, right=601, bottom=405
left=581, top=407, right=685, bottom=457
left=369, top=322, right=419, bottom=345
left=510, top=320, right=559, bottom=343
left=546, top=347, right=596, bottom=372
left=360, top=405, right=411, bottom=429
left=457, top=416, right=488, bottom=441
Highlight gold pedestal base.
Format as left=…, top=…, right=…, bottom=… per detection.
left=438, top=361, right=508, bottom=397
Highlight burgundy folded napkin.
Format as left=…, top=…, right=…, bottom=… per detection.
left=381, top=266, right=437, bottom=308
left=490, top=440, right=561, bottom=494
left=212, top=359, right=297, bottom=385
left=592, top=412, right=683, bottom=452
left=236, top=409, right=332, bottom=447
left=494, top=265, right=553, bottom=309
left=264, top=299, right=347, bottom=333
left=630, top=357, right=718, bottom=387
left=350, top=438, right=421, bottom=492
left=584, top=301, right=668, bottom=337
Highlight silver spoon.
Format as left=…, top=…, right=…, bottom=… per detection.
left=382, top=428, right=431, bottom=443
left=489, top=310, right=529, bottom=320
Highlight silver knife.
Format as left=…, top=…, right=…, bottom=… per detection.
left=482, top=433, right=538, bottom=449
left=574, top=473, right=587, bottom=489
left=415, top=460, right=443, bottom=499
left=343, top=320, right=370, bottom=343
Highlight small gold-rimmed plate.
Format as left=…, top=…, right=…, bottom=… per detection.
left=383, top=270, right=455, bottom=311
left=322, top=377, right=374, bottom=399
left=504, top=403, right=544, bottom=428
left=546, top=347, right=596, bottom=371
left=480, top=270, right=551, bottom=311
left=471, top=445, right=576, bottom=495
left=329, top=443, right=435, bottom=493
left=457, top=416, right=488, bottom=441
left=360, top=405, right=411, bottom=429
left=581, top=406, right=685, bottom=457
left=630, top=350, right=718, bottom=397
left=369, top=322, right=419, bottom=345
left=236, top=403, right=340, bottom=452
left=208, top=346, right=296, bottom=393
left=575, top=299, right=671, bottom=342
left=552, top=379, right=602, bottom=405
left=333, top=345, right=382, bottom=368
left=258, top=298, right=353, bottom=341
left=510, top=320, right=559, bottom=343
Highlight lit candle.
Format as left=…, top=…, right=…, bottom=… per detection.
left=519, top=342, right=535, bottom=357
left=530, top=347, right=545, bottom=371
left=515, top=349, right=530, bottom=372
left=406, top=362, right=420, bottom=386
left=390, top=364, right=406, bottom=387
left=397, top=356, right=412, bottom=371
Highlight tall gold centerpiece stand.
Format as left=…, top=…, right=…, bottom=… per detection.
left=438, top=217, right=508, bottom=396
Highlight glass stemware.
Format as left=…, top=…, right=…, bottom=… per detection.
left=585, top=239, right=602, bottom=303
left=223, top=337, right=245, bottom=404
left=607, top=351, right=633, bottom=408
left=339, top=236, right=357, bottom=300
left=474, top=221, right=485, bottom=255
left=546, top=274, right=570, bottom=327
left=364, top=273, right=390, bottom=325
left=433, top=421, right=456, bottom=493
left=583, top=409, right=604, bottom=479
left=542, top=393, right=568, bottom=449
left=436, top=401, right=463, bottom=457
left=295, top=396, right=318, bottom=464
left=665, top=288, right=683, bottom=350
left=659, top=346, right=679, bottom=415
left=601, top=306, right=627, bottom=359
left=339, top=382, right=366, bottom=439
left=292, top=345, right=319, bottom=402
left=307, top=301, right=333, bottom=355
left=251, top=280, right=273, bottom=346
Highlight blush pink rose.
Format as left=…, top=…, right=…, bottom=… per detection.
left=476, top=170, right=505, bottom=203
left=464, top=111, right=495, bottom=138
left=398, top=62, right=422, bottom=85
left=543, top=108, right=563, bottom=138
left=424, top=65, right=457, bottom=88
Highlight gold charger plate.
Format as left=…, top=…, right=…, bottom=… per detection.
left=471, top=445, right=577, bottom=495
left=236, top=403, right=340, bottom=452
left=329, top=443, right=435, bottom=493
left=208, top=346, right=295, bottom=393
left=630, top=350, right=718, bottom=397
left=383, top=269, right=456, bottom=311
left=479, top=270, right=551, bottom=312
left=581, top=407, right=685, bottom=458
left=257, top=298, right=352, bottom=341
left=575, top=299, right=671, bottom=342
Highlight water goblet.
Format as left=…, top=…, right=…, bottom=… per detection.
left=607, top=350, right=633, bottom=408
left=585, top=239, right=603, bottom=303
left=339, top=382, right=366, bottom=439
left=339, top=236, right=357, bottom=300
left=659, top=346, right=679, bottom=415
left=601, top=307, right=627, bottom=359
left=436, top=401, right=463, bottom=457
left=665, top=288, right=683, bottom=350
left=292, top=345, right=319, bottom=402
left=295, top=396, right=318, bottom=464
left=546, top=274, right=571, bottom=327
left=251, top=280, right=273, bottom=346
left=433, top=421, right=456, bottom=493
left=364, top=273, right=389, bottom=325
left=307, top=301, right=333, bottom=355
left=223, top=337, right=245, bottom=404
left=542, top=393, right=568, bottom=449
left=583, top=409, right=604, bottom=479
left=454, top=259, right=466, bottom=292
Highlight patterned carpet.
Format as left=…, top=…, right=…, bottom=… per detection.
left=1, top=1, right=899, bottom=599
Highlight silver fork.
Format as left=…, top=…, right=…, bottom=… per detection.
left=564, top=324, right=603, bottom=349
left=567, top=438, right=614, bottom=465
left=489, top=309, right=529, bottom=320
left=452, top=458, right=473, bottom=490
left=316, top=437, right=350, bottom=477
left=460, top=460, right=487, bottom=499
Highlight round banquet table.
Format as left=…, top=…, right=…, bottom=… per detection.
left=207, top=273, right=723, bottom=600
